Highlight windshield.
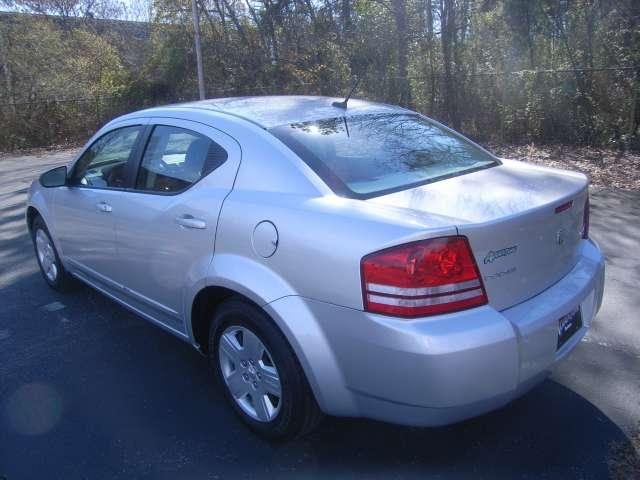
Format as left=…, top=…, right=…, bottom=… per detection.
left=270, top=113, right=499, bottom=198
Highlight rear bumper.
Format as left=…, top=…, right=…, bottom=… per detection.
left=265, top=239, right=605, bottom=426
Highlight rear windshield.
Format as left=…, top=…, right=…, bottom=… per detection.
left=270, top=113, right=499, bottom=198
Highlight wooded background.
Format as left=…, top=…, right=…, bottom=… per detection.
left=1, top=0, right=639, bottom=151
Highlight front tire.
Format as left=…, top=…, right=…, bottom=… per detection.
left=209, top=299, right=323, bottom=440
left=31, top=215, right=75, bottom=291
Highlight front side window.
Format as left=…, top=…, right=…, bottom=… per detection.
left=269, top=113, right=499, bottom=198
left=136, top=125, right=228, bottom=193
left=71, top=126, right=143, bottom=189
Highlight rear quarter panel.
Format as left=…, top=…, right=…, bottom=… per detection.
left=211, top=190, right=458, bottom=309
left=207, top=118, right=461, bottom=309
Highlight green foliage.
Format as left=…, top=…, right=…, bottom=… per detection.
left=1, top=0, right=639, bottom=150
left=65, top=29, right=128, bottom=97
left=0, top=14, right=135, bottom=149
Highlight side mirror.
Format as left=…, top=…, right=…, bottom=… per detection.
left=39, top=166, right=68, bottom=188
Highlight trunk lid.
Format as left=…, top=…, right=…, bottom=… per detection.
left=368, top=159, right=588, bottom=311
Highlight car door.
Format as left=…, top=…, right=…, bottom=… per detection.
left=111, top=118, right=241, bottom=333
left=54, top=121, right=147, bottom=290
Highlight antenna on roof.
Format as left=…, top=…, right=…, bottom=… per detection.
left=332, top=77, right=361, bottom=109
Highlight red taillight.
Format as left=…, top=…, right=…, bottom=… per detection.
left=581, top=196, right=590, bottom=239
left=361, top=236, right=488, bottom=318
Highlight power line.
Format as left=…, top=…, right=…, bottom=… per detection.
left=467, top=66, right=640, bottom=76
left=2, top=66, right=638, bottom=107
left=0, top=83, right=320, bottom=107
left=399, top=66, right=640, bottom=79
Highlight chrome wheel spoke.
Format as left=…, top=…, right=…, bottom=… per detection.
left=35, top=231, right=46, bottom=262
left=259, top=366, right=281, bottom=396
left=218, top=325, right=283, bottom=423
left=241, top=328, right=264, bottom=359
left=225, top=370, right=249, bottom=399
left=253, top=394, right=272, bottom=422
left=219, top=332, right=242, bottom=363
left=35, top=236, right=45, bottom=260
left=35, top=229, right=57, bottom=281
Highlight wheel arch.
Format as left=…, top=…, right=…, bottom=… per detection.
left=188, top=281, right=349, bottom=415
left=190, top=285, right=257, bottom=354
left=26, top=185, right=62, bottom=252
left=26, top=205, right=40, bottom=233
left=187, top=254, right=338, bottom=411
left=188, top=254, right=298, bottom=349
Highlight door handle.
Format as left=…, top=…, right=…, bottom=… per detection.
left=176, top=214, right=207, bottom=229
left=97, top=201, right=112, bottom=213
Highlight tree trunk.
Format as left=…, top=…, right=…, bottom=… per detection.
left=262, top=0, right=280, bottom=64
left=392, top=0, right=410, bottom=105
left=425, top=0, right=436, bottom=112
left=625, top=1, right=640, bottom=138
left=244, top=0, right=271, bottom=57
left=191, top=0, right=206, bottom=99
left=219, top=0, right=251, bottom=47
left=441, top=0, right=458, bottom=128
left=341, top=0, right=352, bottom=39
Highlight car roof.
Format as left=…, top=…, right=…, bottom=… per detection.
left=159, top=95, right=408, bottom=129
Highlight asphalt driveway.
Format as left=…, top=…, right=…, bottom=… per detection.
left=1, top=149, right=639, bottom=479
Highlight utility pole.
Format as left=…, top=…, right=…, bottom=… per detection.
left=191, top=0, right=206, bottom=100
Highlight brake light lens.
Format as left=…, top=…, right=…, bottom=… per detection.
left=581, top=196, right=590, bottom=239
left=361, top=236, right=488, bottom=318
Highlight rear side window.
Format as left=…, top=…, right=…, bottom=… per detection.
left=269, top=113, right=498, bottom=198
left=136, top=125, right=228, bottom=193
left=71, top=126, right=143, bottom=189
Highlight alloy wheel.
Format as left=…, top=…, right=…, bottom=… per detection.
left=35, top=229, right=58, bottom=282
left=218, top=325, right=282, bottom=422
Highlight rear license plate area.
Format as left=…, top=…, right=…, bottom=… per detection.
left=557, top=307, right=582, bottom=350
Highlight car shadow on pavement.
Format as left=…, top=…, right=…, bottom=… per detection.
left=298, top=380, right=635, bottom=479
left=1, top=184, right=638, bottom=479
left=3, top=272, right=635, bottom=480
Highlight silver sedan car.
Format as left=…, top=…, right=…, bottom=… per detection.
left=27, top=96, right=605, bottom=439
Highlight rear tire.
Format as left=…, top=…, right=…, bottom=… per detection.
left=31, top=215, right=75, bottom=292
left=209, top=299, right=323, bottom=440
